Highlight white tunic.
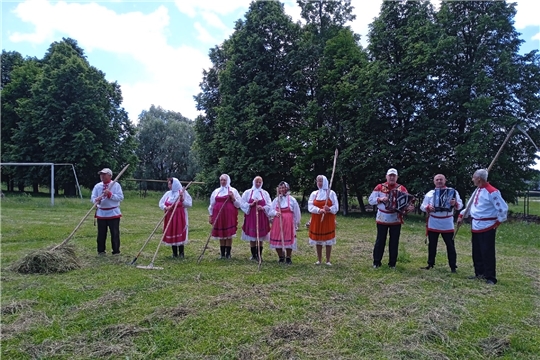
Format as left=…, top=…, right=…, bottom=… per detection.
left=420, top=188, right=463, bottom=232
left=460, top=183, right=508, bottom=232
left=91, top=181, right=123, bottom=219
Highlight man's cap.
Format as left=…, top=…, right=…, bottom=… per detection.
left=98, top=168, right=113, bottom=176
left=386, top=168, right=398, bottom=176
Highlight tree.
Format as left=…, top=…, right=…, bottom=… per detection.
left=1, top=52, right=43, bottom=192
left=195, top=1, right=301, bottom=192
left=366, top=0, right=441, bottom=196
left=7, top=38, right=137, bottom=193
left=434, top=1, right=540, bottom=200
left=291, top=0, right=357, bottom=202
left=135, top=105, right=198, bottom=189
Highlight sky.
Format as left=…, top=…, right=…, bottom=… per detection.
left=2, top=0, right=539, bottom=123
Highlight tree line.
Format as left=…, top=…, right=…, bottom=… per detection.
left=2, top=1, right=539, bottom=212
left=1, top=42, right=197, bottom=193
left=194, top=0, right=540, bottom=212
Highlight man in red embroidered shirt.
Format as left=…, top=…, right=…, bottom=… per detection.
left=368, top=168, right=414, bottom=269
left=91, top=168, right=124, bottom=255
left=458, top=169, right=508, bottom=285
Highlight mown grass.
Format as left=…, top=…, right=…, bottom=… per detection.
left=1, top=192, right=539, bottom=359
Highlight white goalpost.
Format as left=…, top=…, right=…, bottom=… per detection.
left=0, top=162, right=82, bottom=205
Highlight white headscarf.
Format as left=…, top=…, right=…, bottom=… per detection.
left=218, top=174, right=231, bottom=195
left=315, top=175, right=329, bottom=200
left=250, top=176, right=264, bottom=200
left=169, top=177, right=183, bottom=202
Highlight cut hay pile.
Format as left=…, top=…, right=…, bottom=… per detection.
left=10, top=245, right=81, bottom=274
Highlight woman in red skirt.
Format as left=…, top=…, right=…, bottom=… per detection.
left=158, top=177, right=192, bottom=258
left=208, top=174, right=241, bottom=259
left=308, top=175, right=339, bottom=265
left=269, top=181, right=301, bottom=264
left=240, top=176, right=272, bottom=261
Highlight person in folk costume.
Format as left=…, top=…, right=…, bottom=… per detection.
left=91, top=168, right=124, bottom=255
left=308, top=175, right=339, bottom=266
left=208, top=174, right=242, bottom=259
left=420, top=174, right=463, bottom=272
left=368, top=168, right=414, bottom=269
left=240, top=176, right=272, bottom=261
left=268, top=181, right=301, bottom=264
left=458, top=169, right=508, bottom=285
left=158, top=177, right=192, bottom=258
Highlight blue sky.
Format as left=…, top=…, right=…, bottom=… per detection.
left=2, top=0, right=539, bottom=125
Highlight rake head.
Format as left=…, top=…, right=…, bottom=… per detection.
left=136, top=263, right=163, bottom=270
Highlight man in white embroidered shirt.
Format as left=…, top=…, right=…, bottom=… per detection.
left=91, top=168, right=124, bottom=255
left=458, top=169, right=508, bottom=285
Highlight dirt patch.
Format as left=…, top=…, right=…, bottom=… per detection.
left=149, top=305, right=193, bottom=321
left=1, top=309, right=52, bottom=340
left=267, top=323, right=315, bottom=344
left=479, top=336, right=511, bottom=357
left=1, top=299, right=38, bottom=315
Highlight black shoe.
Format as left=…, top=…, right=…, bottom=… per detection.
left=486, top=280, right=495, bottom=285
left=451, top=268, right=457, bottom=273
left=372, top=264, right=380, bottom=269
left=225, top=254, right=231, bottom=259
left=179, top=254, right=185, bottom=259
left=421, top=265, right=434, bottom=270
left=285, top=257, right=292, bottom=265
left=98, top=252, right=106, bottom=256
left=278, top=257, right=285, bottom=263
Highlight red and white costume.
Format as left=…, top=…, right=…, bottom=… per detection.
left=158, top=178, right=192, bottom=246
left=459, top=183, right=508, bottom=232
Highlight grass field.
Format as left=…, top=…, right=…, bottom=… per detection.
left=1, top=191, right=539, bottom=359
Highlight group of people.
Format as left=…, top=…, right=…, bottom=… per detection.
left=91, top=166, right=508, bottom=285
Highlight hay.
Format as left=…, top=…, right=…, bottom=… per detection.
left=10, top=245, right=81, bottom=274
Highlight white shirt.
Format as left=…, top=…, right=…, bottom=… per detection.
left=460, top=184, right=508, bottom=232
left=421, top=187, right=463, bottom=232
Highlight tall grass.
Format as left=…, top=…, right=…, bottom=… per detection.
left=1, top=193, right=539, bottom=359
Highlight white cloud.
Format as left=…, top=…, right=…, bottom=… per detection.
left=201, top=11, right=229, bottom=31
left=349, top=0, right=382, bottom=48
left=194, top=21, right=218, bottom=44
left=514, top=0, right=540, bottom=29
left=8, top=0, right=210, bottom=121
left=173, top=0, right=250, bottom=17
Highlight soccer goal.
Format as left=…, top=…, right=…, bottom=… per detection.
left=0, top=162, right=82, bottom=205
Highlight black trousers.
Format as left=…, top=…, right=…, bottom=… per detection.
left=97, top=218, right=121, bottom=254
left=373, top=223, right=401, bottom=267
left=472, top=228, right=497, bottom=283
left=427, top=231, right=457, bottom=269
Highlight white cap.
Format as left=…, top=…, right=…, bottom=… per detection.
left=386, top=168, right=398, bottom=176
left=98, top=168, right=113, bottom=176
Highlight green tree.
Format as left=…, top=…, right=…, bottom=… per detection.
left=435, top=1, right=540, bottom=200
left=193, top=45, right=228, bottom=194
left=366, top=0, right=440, bottom=196
left=195, top=1, right=301, bottom=193
left=135, top=105, right=198, bottom=190
left=8, top=38, right=137, bottom=193
left=1, top=52, right=43, bottom=192
left=291, top=0, right=357, bottom=202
